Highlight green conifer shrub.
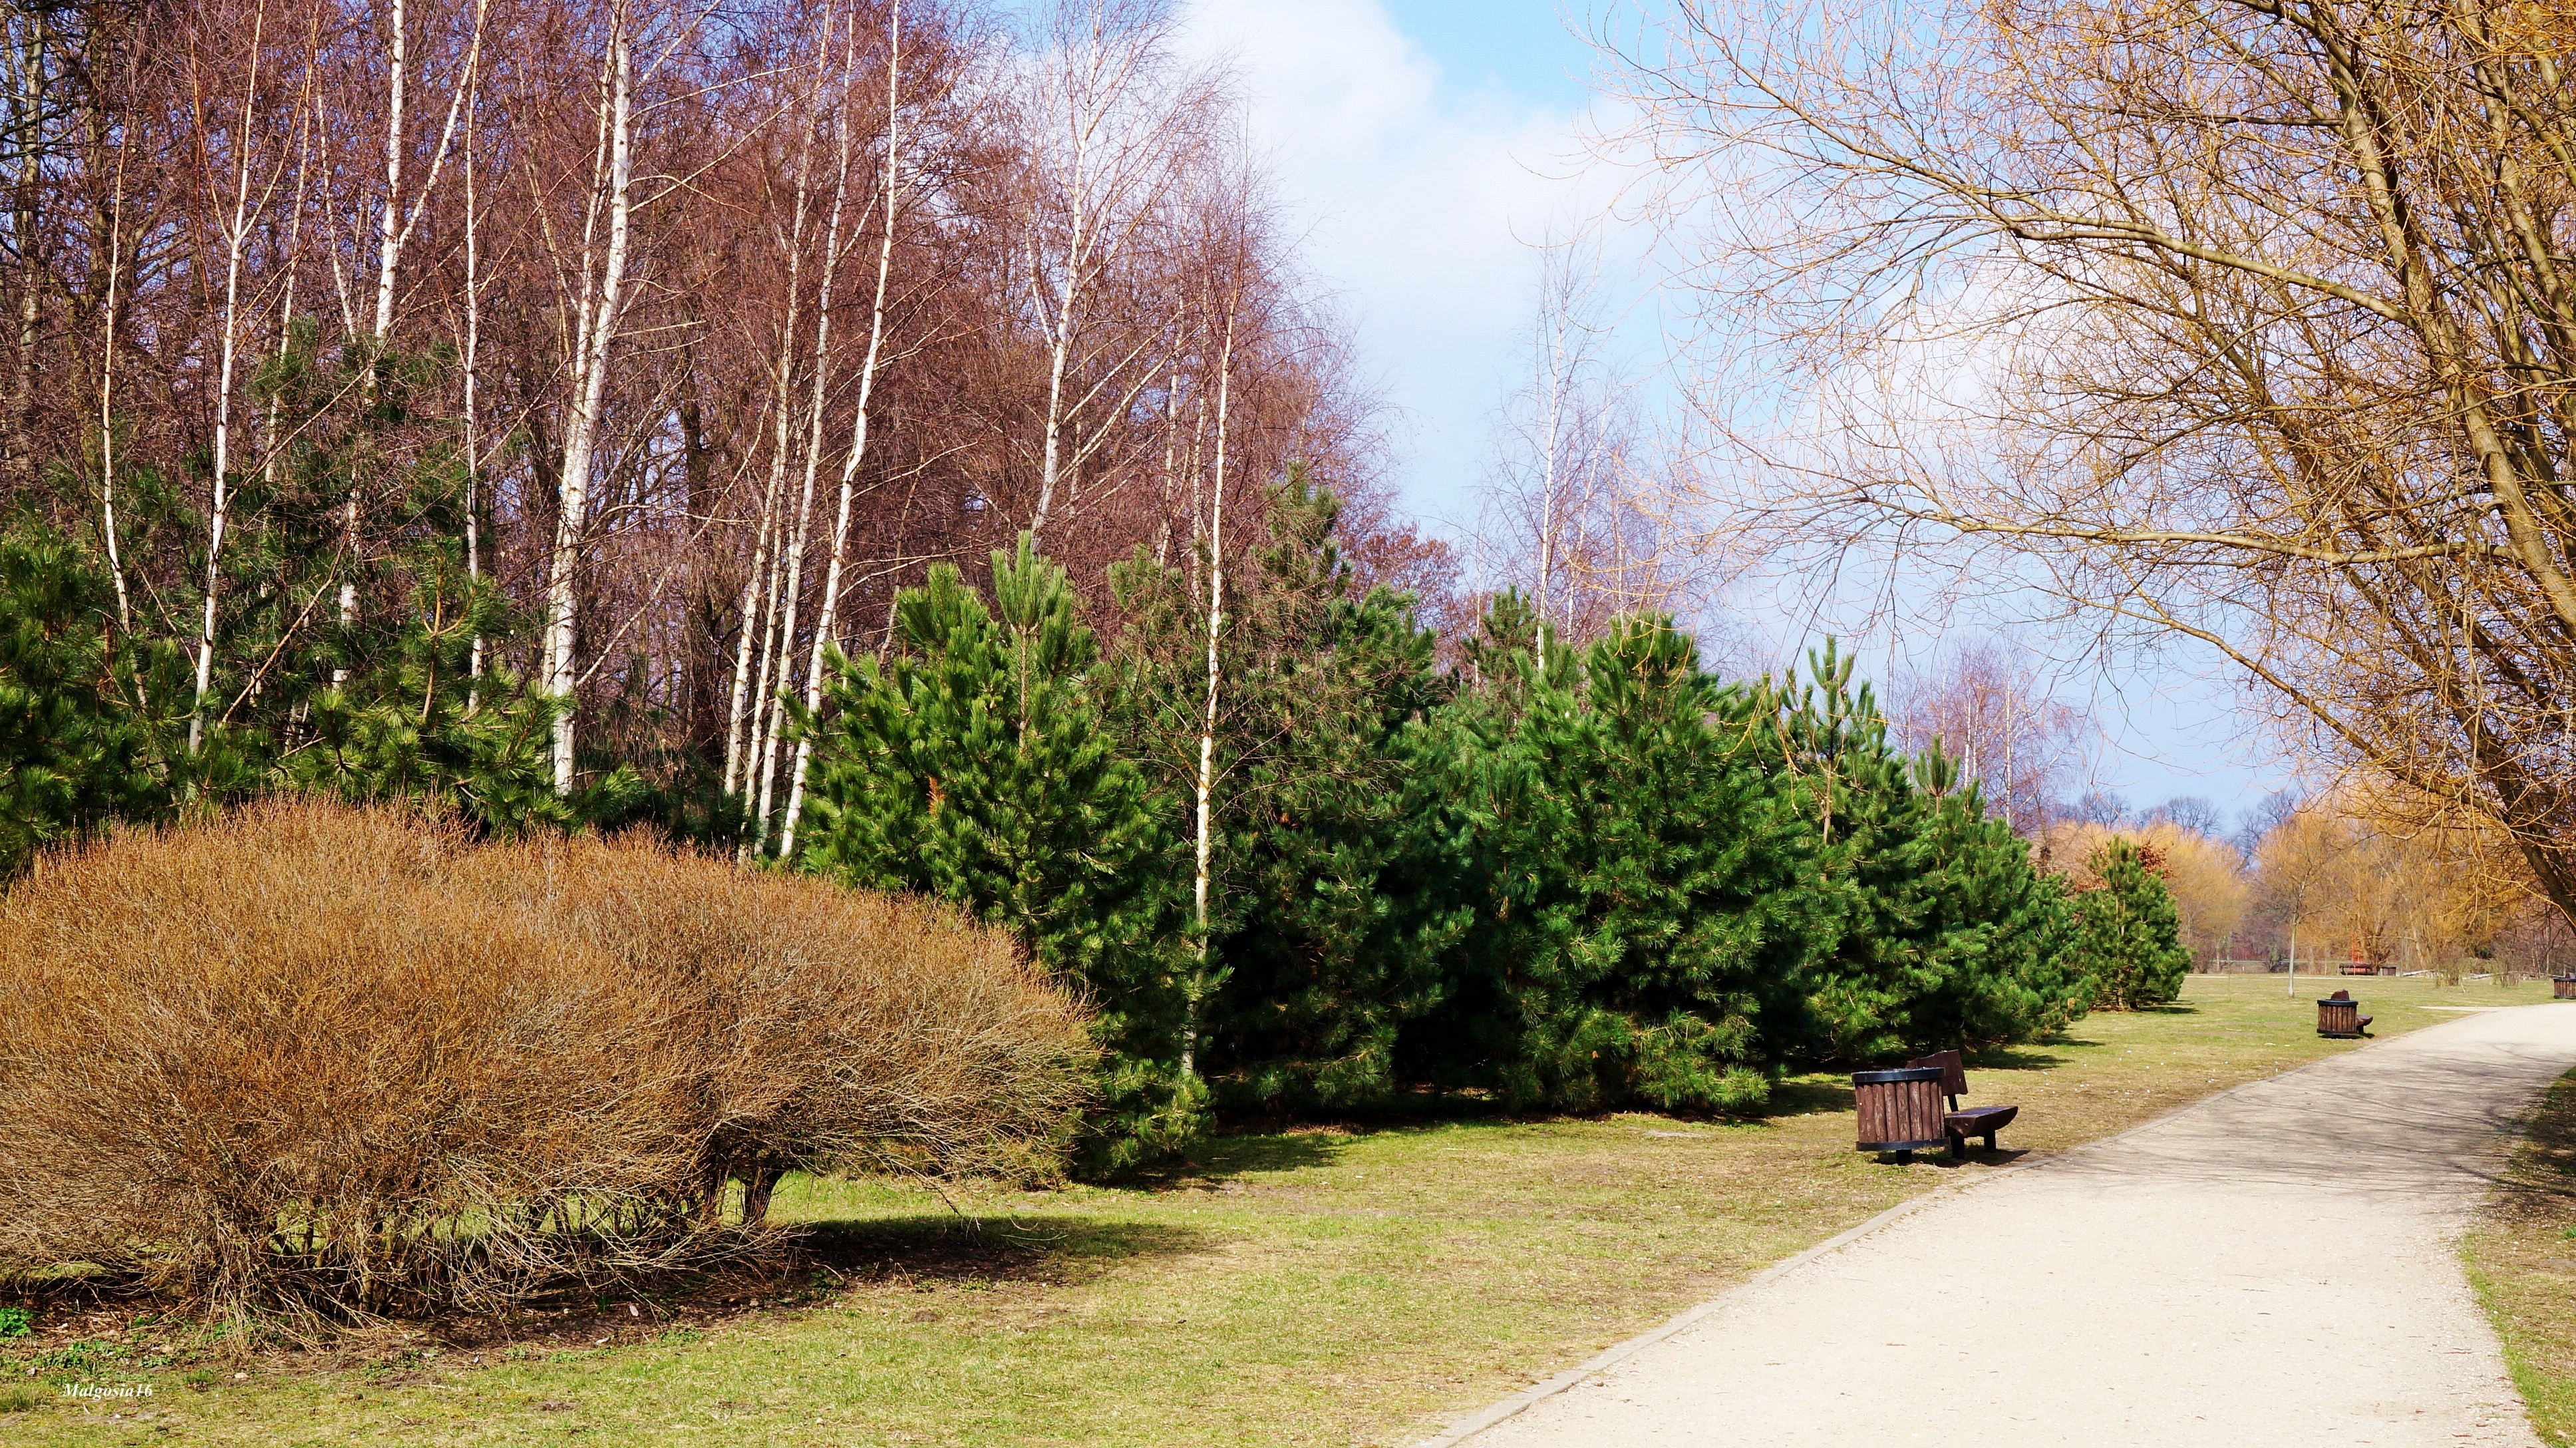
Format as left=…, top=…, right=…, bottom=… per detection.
left=2068, top=837, right=2192, bottom=1009
left=797, top=535, right=1191, bottom=1169
left=1108, top=471, right=1467, bottom=1113
left=1414, top=608, right=1833, bottom=1112
left=1875, top=761, right=2086, bottom=1050
left=0, top=519, right=164, bottom=873
left=1750, top=643, right=2086, bottom=1061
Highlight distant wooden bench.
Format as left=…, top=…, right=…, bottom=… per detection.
left=2317, top=990, right=2372, bottom=1039
left=1907, top=1050, right=2018, bottom=1159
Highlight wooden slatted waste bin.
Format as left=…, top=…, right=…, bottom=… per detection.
left=2555, top=976, right=2576, bottom=1000
left=1853, top=1066, right=1949, bottom=1163
left=2316, top=990, right=2372, bottom=1039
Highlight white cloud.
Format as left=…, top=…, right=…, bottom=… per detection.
left=1174, top=0, right=1628, bottom=518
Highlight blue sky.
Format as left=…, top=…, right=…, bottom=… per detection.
left=1172, top=0, right=2298, bottom=826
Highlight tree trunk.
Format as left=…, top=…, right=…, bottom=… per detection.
left=191, top=1, right=272, bottom=754
left=1183, top=303, right=1235, bottom=1083
left=546, top=11, right=635, bottom=795
left=781, top=3, right=903, bottom=861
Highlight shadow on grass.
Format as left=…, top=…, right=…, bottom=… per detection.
left=1877, top=1147, right=2034, bottom=1172
left=1761, top=1079, right=1857, bottom=1119
left=1969, top=1045, right=2074, bottom=1073
left=1182, top=1130, right=1351, bottom=1180
left=790, top=1214, right=1219, bottom=1285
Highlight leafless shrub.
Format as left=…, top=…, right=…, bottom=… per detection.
left=0, top=801, right=1091, bottom=1331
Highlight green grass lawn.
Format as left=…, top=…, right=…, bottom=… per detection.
left=2468, top=1055, right=2576, bottom=1447
left=8, top=973, right=2555, bottom=1448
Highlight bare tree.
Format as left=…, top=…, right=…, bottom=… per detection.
left=1889, top=637, right=2093, bottom=835
left=185, top=0, right=298, bottom=751
left=1474, top=242, right=1709, bottom=653
left=1603, top=0, right=2576, bottom=926
left=1015, top=0, right=1211, bottom=549
left=780, top=0, right=911, bottom=858
left=544, top=0, right=637, bottom=793
left=0, top=0, right=1395, bottom=822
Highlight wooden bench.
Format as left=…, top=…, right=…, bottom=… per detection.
left=1906, top=1050, right=2019, bottom=1159
left=2316, top=990, right=2373, bottom=1039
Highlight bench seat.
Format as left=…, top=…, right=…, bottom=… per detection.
left=1905, top=1051, right=2019, bottom=1158
left=1945, top=1104, right=2017, bottom=1151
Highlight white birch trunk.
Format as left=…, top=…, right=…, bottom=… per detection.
left=370, top=0, right=406, bottom=343
left=263, top=57, right=315, bottom=493
left=1029, top=208, right=1084, bottom=545
left=733, top=16, right=837, bottom=829
left=190, top=3, right=270, bottom=753
left=461, top=71, right=482, bottom=697
left=98, top=140, right=130, bottom=636
left=1183, top=304, right=1235, bottom=1083
left=723, top=493, right=776, bottom=795
left=546, top=11, right=634, bottom=794
left=1153, top=352, right=1178, bottom=568
left=753, top=15, right=863, bottom=856
left=1533, top=322, right=1564, bottom=675
left=340, top=0, right=480, bottom=680
left=1026, top=25, right=1092, bottom=551
left=779, top=3, right=903, bottom=860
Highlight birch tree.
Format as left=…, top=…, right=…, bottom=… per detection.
left=1180, top=294, right=1231, bottom=1081
left=335, top=0, right=484, bottom=673
left=544, top=0, right=637, bottom=793
left=740, top=7, right=848, bottom=838
left=779, top=0, right=909, bottom=859
left=184, top=0, right=311, bottom=753
left=1017, top=0, right=1212, bottom=549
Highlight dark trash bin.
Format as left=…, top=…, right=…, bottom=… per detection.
left=2554, top=976, right=2576, bottom=1000
left=2317, top=990, right=2372, bottom=1039
left=1853, top=1065, right=1948, bottom=1162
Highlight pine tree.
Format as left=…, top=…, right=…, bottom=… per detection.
left=1416, top=608, right=1833, bottom=1113
left=798, top=534, right=1190, bottom=1167
left=2069, top=837, right=2191, bottom=1009
left=0, top=519, right=164, bottom=874
left=280, top=555, right=568, bottom=836
left=1742, top=642, right=2089, bottom=1062
left=1110, top=471, right=1464, bottom=1111
left=1881, top=756, right=2086, bottom=1050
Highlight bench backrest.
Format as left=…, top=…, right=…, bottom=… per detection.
left=1905, top=1049, right=1969, bottom=1102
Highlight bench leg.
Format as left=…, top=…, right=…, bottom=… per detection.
left=1984, top=1131, right=2000, bottom=1152
left=1949, top=1130, right=1970, bottom=1159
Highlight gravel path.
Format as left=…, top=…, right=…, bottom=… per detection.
left=1436, top=1002, right=2576, bottom=1448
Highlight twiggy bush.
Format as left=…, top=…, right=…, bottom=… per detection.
left=0, top=802, right=1090, bottom=1328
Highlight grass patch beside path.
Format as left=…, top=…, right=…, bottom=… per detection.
left=2469, top=1054, right=2576, bottom=1447
left=9, top=974, right=2551, bottom=1448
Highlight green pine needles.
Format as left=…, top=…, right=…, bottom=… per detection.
left=2069, top=837, right=2193, bottom=1009
left=790, top=484, right=2097, bottom=1167
left=8, top=424, right=2105, bottom=1173
left=798, top=535, right=1192, bottom=1170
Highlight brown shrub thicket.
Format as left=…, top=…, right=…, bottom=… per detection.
left=0, top=802, right=1092, bottom=1328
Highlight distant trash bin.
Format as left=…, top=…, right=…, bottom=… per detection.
left=2553, top=976, right=2576, bottom=1000
left=1853, top=1065, right=1949, bottom=1161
